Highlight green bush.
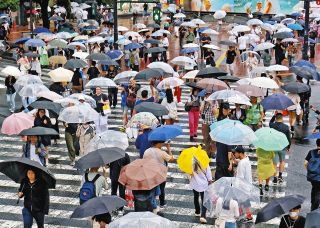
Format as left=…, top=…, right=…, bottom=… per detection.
left=0, top=0, right=19, bottom=11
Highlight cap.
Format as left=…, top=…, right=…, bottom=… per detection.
left=78, top=95, right=85, bottom=101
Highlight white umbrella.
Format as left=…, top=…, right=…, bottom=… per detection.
left=182, top=70, right=199, bottom=79
left=37, top=91, right=63, bottom=101
left=203, top=44, right=221, bottom=50
left=85, top=77, right=117, bottom=88
left=157, top=29, right=171, bottom=35
left=201, top=29, right=219, bottom=35
left=56, top=32, right=72, bottom=40
left=73, top=35, right=89, bottom=41
left=228, top=96, right=252, bottom=106
left=36, top=33, right=56, bottom=41
left=273, top=23, right=287, bottom=31
left=266, top=65, right=289, bottom=72
left=67, top=42, right=86, bottom=50
left=48, top=67, right=74, bottom=82
left=251, top=77, right=279, bottom=89
left=72, top=52, right=90, bottom=60
left=87, top=36, right=105, bottom=44
left=138, top=28, right=150, bottom=33
left=69, top=93, right=96, bottom=108
left=247, top=19, right=263, bottom=26
left=134, top=23, right=146, bottom=29
left=1, top=66, right=22, bottom=77
left=173, top=13, right=186, bottom=18
left=124, top=31, right=141, bottom=39
left=206, top=89, right=249, bottom=102
left=281, top=38, right=299, bottom=43
left=117, top=39, right=131, bottom=45
left=113, top=71, right=138, bottom=84
left=118, top=26, right=129, bottom=32
left=261, top=23, right=273, bottom=31
left=232, top=25, right=251, bottom=33
left=19, top=84, right=49, bottom=97
left=170, top=56, right=197, bottom=66
left=87, top=20, right=99, bottom=27
left=183, top=43, right=199, bottom=48
left=80, top=3, right=91, bottom=9
left=277, top=27, right=293, bottom=33
left=147, top=62, right=175, bottom=74
left=253, top=42, right=275, bottom=52
left=245, top=34, right=260, bottom=42
left=281, top=18, right=295, bottom=24
left=58, top=105, right=99, bottom=124
left=180, top=21, right=196, bottom=27
left=237, top=78, right=254, bottom=85
left=157, top=77, right=184, bottom=89
left=191, top=19, right=206, bottom=25
left=54, top=6, right=66, bottom=13
left=71, top=2, right=79, bottom=7
left=214, top=10, right=226, bottom=19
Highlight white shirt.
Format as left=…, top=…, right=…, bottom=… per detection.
left=81, top=172, right=108, bottom=196
left=238, top=36, right=248, bottom=50
left=162, top=37, right=169, bottom=47
left=82, top=10, right=88, bottom=20
left=236, top=156, right=252, bottom=184
left=29, top=144, right=42, bottom=165
left=215, top=198, right=240, bottom=223
left=161, top=97, right=178, bottom=120
left=189, top=166, right=212, bottom=192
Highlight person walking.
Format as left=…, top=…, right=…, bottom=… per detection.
left=245, top=52, right=258, bottom=78
left=286, top=42, right=297, bottom=67
left=185, top=88, right=201, bottom=142
left=256, top=148, right=275, bottom=196
left=161, top=88, right=178, bottom=125
left=225, top=46, right=237, bottom=75
left=71, top=68, right=83, bottom=93
left=274, top=39, right=286, bottom=65
left=76, top=123, right=95, bottom=157
left=185, top=27, right=196, bottom=44
left=23, top=136, right=47, bottom=166
left=214, top=194, right=240, bottom=228
left=106, top=65, right=118, bottom=109
left=92, top=86, right=109, bottom=133
left=190, top=158, right=213, bottom=224
left=5, top=74, right=16, bottom=113
left=238, top=32, right=248, bottom=62
left=279, top=205, right=306, bottom=228
left=64, top=122, right=78, bottom=166
left=243, top=96, right=264, bottom=131
left=287, top=92, right=301, bottom=133
left=261, top=49, right=272, bottom=67
left=269, top=112, right=291, bottom=184
left=18, top=169, right=49, bottom=228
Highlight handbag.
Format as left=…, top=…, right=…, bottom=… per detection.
left=102, top=104, right=111, bottom=115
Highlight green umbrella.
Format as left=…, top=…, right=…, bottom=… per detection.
left=253, top=127, right=289, bottom=151
left=49, top=39, right=68, bottom=48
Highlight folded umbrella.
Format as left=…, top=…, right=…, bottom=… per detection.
left=148, top=125, right=182, bottom=142
left=119, top=159, right=168, bottom=190
left=75, top=147, right=125, bottom=170
left=85, top=130, right=129, bottom=152
left=305, top=208, right=320, bottom=228
left=28, top=100, right=62, bottom=114
left=281, top=82, right=310, bottom=94
left=19, top=84, right=49, bottom=97
left=235, top=84, right=264, bottom=97
left=196, top=78, right=228, bottom=93
left=71, top=196, right=126, bottom=218
left=255, top=195, right=305, bottom=224
left=129, top=112, right=159, bottom=129
left=253, top=127, right=289, bottom=151
left=1, top=112, right=34, bottom=135
left=85, top=77, right=117, bottom=88
left=261, top=93, right=294, bottom=110
left=25, top=39, right=46, bottom=47
left=0, top=158, right=56, bottom=189
left=64, top=59, right=88, bottom=69
left=196, top=67, right=227, bottom=78
left=134, top=68, right=165, bottom=81
left=19, top=126, right=59, bottom=136
left=114, top=71, right=138, bottom=84
left=48, top=67, right=74, bottom=82
left=177, top=146, right=210, bottom=175
left=108, top=211, right=178, bottom=228
left=135, top=102, right=169, bottom=116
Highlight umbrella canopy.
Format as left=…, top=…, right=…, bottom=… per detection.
left=290, top=66, right=318, bottom=80
left=33, top=27, right=50, bottom=34
left=240, top=51, right=261, bottom=63
left=71, top=196, right=126, bottom=218
left=0, top=158, right=56, bottom=189
left=56, top=32, right=73, bottom=40
left=58, top=105, right=99, bottom=123
left=173, top=13, right=186, bottom=18
left=135, top=102, right=169, bottom=116
left=124, top=43, right=142, bottom=51
left=144, top=39, right=160, bottom=45
left=183, top=43, right=199, bottom=48
left=157, top=77, right=184, bottom=89
left=49, top=56, right=67, bottom=66
left=25, top=39, right=46, bottom=47
left=273, top=32, right=294, bottom=39
left=196, top=67, right=227, bottom=78
left=294, top=60, right=316, bottom=70
left=86, top=53, right=110, bottom=61
left=64, top=59, right=88, bottom=69
left=219, top=40, right=237, bottom=46
left=145, top=47, right=167, bottom=54
left=253, top=127, right=289, bottom=151
left=197, top=78, right=228, bottom=93
left=48, top=67, right=74, bottom=82
left=287, top=23, right=303, bottom=31
left=253, top=42, right=275, bottom=52
left=97, top=59, right=119, bottom=66
left=68, top=42, right=86, bottom=51
left=214, top=10, right=227, bottom=19
left=85, top=77, right=117, bottom=88
left=255, top=195, right=305, bottom=224
left=261, top=93, right=294, bottom=110
left=29, top=100, right=62, bottom=114
left=235, top=84, right=264, bottom=97
left=305, top=208, right=320, bottom=228
left=251, top=77, right=279, bottom=89
left=114, top=71, right=138, bottom=84
left=23, top=52, right=40, bottom=58
left=134, top=23, right=146, bottom=29
left=1, top=112, right=34, bottom=135
left=147, top=23, right=161, bottom=29
left=182, top=70, right=199, bottom=79
left=281, top=82, right=310, bottom=94
left=232, top=25, right=251, bottom=33
left=1, top=66, right=22, bottom=77
left=87, top=36, right=105, bottom=44
left=206, top=89, right=249, bottom=102
left=19, top=84, right=49, bottom=97
left=209, top=120, right=256, bottom=145
left=106, top=50, right=123, bottom=60
left=37, top=91, right=63, bottom=101
left=129, top=112, right=159, bottom=129
left=14, top=74, right=43, bottom=88
left=75, top=147, right=125, bottom=170
left=247, top=18, right=263, bottom=26
left=85, top=130, right=129, bottom=152
left=14, top=37, right=30, bottom=44
left=281, top=38, right=299, bottom=43
left=210, top=119, right=241, bottom=132
left=201, top=29, right=219, bottom=35
left=72, top=52, right=90, bottom=60
left=48, top=38, right=68, bottom=48
left=119, top=159, right=168, bottom=190
left=148, top=125, right=183, bottom=142
left=203, top=44, right=221, bottom=50
left=170, top=56, right=196, bottom=66
left=266, top=64, right=289, bottom=72
left=69, top=93, right=97, bottom=108
left=218, top=75, right=240, bottom=82
left=180, top=47, right=198, bottom=54
left=177, top=146, right=210, bottom=175
left=108, top=211, right=178, bottom=228
left=19, top=126, right=59, bottom=136
left=134, top=68, right=165, bottom=81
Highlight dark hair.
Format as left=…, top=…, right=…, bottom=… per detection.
left=317, top=139, right=320, bottom=147
left=93, top=213, right=111, bottom=224
left=234, top=145, right=244, bottom=153
left=128, top=36, right=133, bottom=41
left=36, top=109, right=46, bottom=118
left=291, top=205, right=301, bottom=210
left=151, top=140, right=165, bottom=145
left=141, top=90, right=148, bottom=98
left=275, top=112, right=283, bottom=120
left=240, top=32, right=245, bottom=36
left=165, top=88, right=174, bottom=103
left=264, top=49, right=269, bottom=54
left=92, top=61, right=96, bottom=67
left=163, top=33, right=167, bottom=38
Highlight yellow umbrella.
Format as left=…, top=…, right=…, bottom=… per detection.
left=177, top=145, right=210, bottom=174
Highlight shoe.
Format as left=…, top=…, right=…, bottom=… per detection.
left=157, top=211, right=164, bottom=217
left=239, top=217, right=253, bottom=223
left=194, top=134, right=198, bottom=137
left=194, top=212, right=201, bottom=217
left=190, top=136, right=194, bottom=142
left=273, top=177, right=278, bottom=184
left=265, top=185, right=269, bottom=192
left=70, top=161, right=75, bottom=166
left=118, top=210, right=124, bottom=216
left=160, top=203, right=167, bottom=209
left=259, top=184, right=263, bottom=196
left=278, top=176, right=284, bottom=183
left=200, top=217, right=207, bottom=224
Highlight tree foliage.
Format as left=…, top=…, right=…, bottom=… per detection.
left=0, top=0, right=19, bottom=11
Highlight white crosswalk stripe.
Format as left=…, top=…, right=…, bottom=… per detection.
left=0, top=58, right=287, bottom=227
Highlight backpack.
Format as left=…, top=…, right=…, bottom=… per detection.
left=126, top=92, right=136, bottom=108
left=307, top=150, right=320, bottom=182
left=79, top=173, right=101, bottom=204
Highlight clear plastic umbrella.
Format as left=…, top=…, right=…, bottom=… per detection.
left=147, top=62, right=175, bottom=74
left=14, top=74, right=43, bottom=91
left=232, top=25, right=251, bottom=33
left=85, top=130, right=129, bottom=152
left=201, top=28, right=219, bottom=35
left=251, top=77, right=279, bottom=89
left=85, top=77, right=117, bottom=88
left=68, top=93, right=96, bottom=108
left=108, top=212, right=178, bottom=228
left=239, top=51, right=260, bottom=62
left=266, top=65, right=289, bottom=72
left=170, top=56, right=197, bottom=66
left=87, top=36, right=105, bottom=44
left=247, top=18, right=263, bottom=26
left=19, top=84, right=49, bottom=97
left=182, top=70, right=199, bottom=79
left=136, top=85, right=158, bottom=99
left=253, top=42, right=275, bottom=52
left=56, top=32, right=72, bottom=40
left=157, top=77, right=184, bottom=90
left=129, top=112, right=159, bottom=129
left=58, top=105, right=99, bottom=123
left=114, top=71, right=138, bottom=84
left=206, top=89, right=249, bottom=102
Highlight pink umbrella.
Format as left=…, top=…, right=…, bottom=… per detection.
left=37, top=91, right=63, bottom=101
left=1, top=112, right=35, bottom=135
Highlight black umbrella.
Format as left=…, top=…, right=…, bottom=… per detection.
left=144, top=39, right=160, bottom=44
left=273, top=32, right=294, bottom=39
left=281, top=82, right=310, bottom=94
left=305, top=208, right=320, bottom=228
left=186, top=82, right=203, bottom=90
left=97, top=59, right=119, bottom=66
left=196, top=67, right=228, bottom=78
left=135, top=102, right=169, bottom=116
left=145, top=47, right=166, bottom=54
left=19, top=127, right=59, bottom=136
left=0, top=158, right=56, bottom=189
left=255, top=194, right=305, bottom=224
left=86, top=53, right=111, bottom=61
left=64, top=59, right=88, bottom=69
left=28, top=100, right=63, bottom=114
left=219, top=40, right=237, bottom=46
left=290, top=66, right=317, bottom=80
left=75, top=147, right=125, bottom=170
left=71, top=196, right=126, bottom=218
left=134, top=68, right=165, bottom=81
left=147, top=23, right=161, bottom=29
left=253, top=11, right=263, bottom=16
left=218, top=75, right=240, bottom=82
left=23, top=52, right=40, bottom=58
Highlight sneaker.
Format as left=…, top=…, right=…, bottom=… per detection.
left=278, top=176, right=284, bottom=183
left=194, top=134, right=198, bottom=137
left=200, top=217, right=207, bottom=224
left=160, top=203, right=167, bottom=209
left=118, top=210, right=124, bottom=216
left=265, top=185, right=269, bottom=192
left=190, top=136, right=194, bottom=142
left=194, top=212, right=201, bottom=217
left=239, top=217, right=253, bottom=223
left=70, top=161, right=75, bottom=166
left=273, top=177, right=278, bottom=184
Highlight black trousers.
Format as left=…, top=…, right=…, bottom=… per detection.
left=108, top=87, right=118, bottom=108
left=159, top=181, right=166, bottom=206
left=193, top=190, right=206, bottom=217
left=275, top=54, right=284, bottom=65
left=311, top=181, right=320, bottom=211
left=215, top=164, right=233, bottom=181
left=111, top=179, right=126, bottom=210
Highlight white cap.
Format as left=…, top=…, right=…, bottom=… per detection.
left=78, top=95, right=85, bottom=101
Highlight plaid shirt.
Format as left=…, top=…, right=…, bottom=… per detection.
left=201, top=101, right=216, bottom=124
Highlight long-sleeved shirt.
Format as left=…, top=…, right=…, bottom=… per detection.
left=189, top=166, right=212, bottom=192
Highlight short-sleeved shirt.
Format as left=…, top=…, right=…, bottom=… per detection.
left=135, top=97, right=154, bottom=106
left=305, top=149, right=320, bottom=162
left=216, top=142, right=232, bottom=166
left=226, top=50, right=237, bottom=64
left=87, top=67, right=100, bottom=80
left=244, top=103, right=263, bottom=125
left=143, top=147, right=171, bottom=165
left=92, top=93, right=108, bottom=113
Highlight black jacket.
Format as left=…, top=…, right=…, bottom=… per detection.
left=109, top=153, right=130, bottom=181
left=19, top=178, right=49, bottom=214
left=269, top=119, right=291, bottom=149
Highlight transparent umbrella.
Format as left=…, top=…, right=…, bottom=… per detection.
left=68, top=93, right=97, bottom=108
left=58, top=105, right=99, bottom=123
left=19, top=84, right=49, bottom=97
left=129, top=112, right=159, bottom=129
left=85, top=77, right=117, bottom=88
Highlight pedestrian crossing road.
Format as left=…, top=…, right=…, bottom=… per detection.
left=0, top=58, right=287, bottom=227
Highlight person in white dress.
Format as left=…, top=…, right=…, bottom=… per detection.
left=161, top=88, right=178, bottom=125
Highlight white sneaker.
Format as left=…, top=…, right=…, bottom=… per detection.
left=194, top=213, right=200, bottom=217
left=200, top=217, right=207, bottom=224
left=70, top=161, right=75, bottom=166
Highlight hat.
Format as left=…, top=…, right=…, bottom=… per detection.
left=78, top=95, right=85, bottom=101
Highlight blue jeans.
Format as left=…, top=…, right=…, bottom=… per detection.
left=225, top=222, right=237, bottom=228
left=22, top=207, right=45, bottom=228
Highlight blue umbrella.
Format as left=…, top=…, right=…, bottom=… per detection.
left=294, top=60, right=316, bottom=70
left=291, top=12, right=302, bottom=17
left=14, top=37, right=30, bottom=44
left=290, top=66, right=318, bottom=80
left=106, top=50, right=123, bottom=60
left=287, top=23, right=303, bottom=31
left=197, top=89, right=206, bottom=97
left=49, top=15, right=64, bottom=21
left=305, top=208, right=320, bottom=228
left=198, top=27, right=210, bottom=33
left=261, top=93, right=294, bottom=110
left=305, top=132, right=320, bottom=140
left=124, top=43, right=142, bottom=50
left=33, top=27, right=50, bottom=34
left=25, top=39, right=46, bottom=47
left=83, top=25, right=98, bottom=31
left=181, top=47, right=198, bottom=54
left=148, top=125, right=183, bottom=142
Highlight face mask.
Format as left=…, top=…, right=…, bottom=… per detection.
left=289, top=212, right=299, bottom=218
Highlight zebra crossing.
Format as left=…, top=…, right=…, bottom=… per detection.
left=0, top=58, right=288, bottom=227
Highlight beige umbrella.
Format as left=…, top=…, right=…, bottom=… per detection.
left=48, top=67, right=74, bottom=82
left=49, top=55, right=67, bottom=66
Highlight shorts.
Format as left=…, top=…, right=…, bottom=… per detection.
left=273, top=149, right=286, bottom=163
left=122, top=105, right=128, bottom=113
